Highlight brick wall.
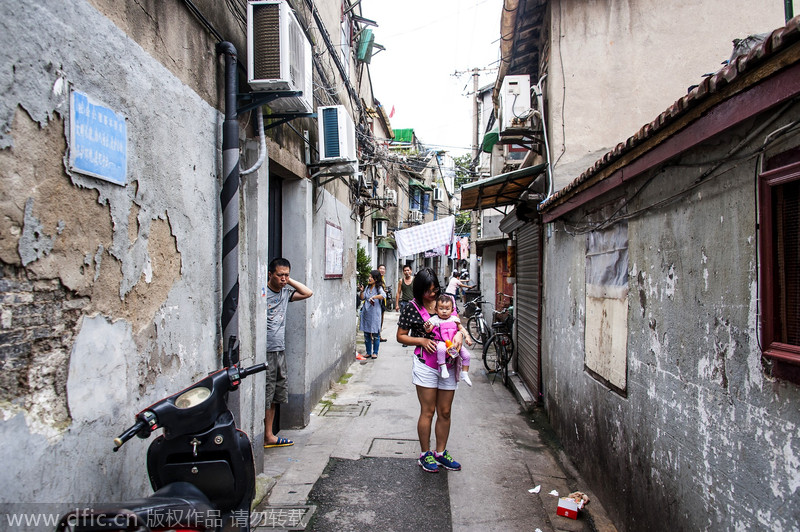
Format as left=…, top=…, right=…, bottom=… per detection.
left=0, top=262, right=88, bottom=425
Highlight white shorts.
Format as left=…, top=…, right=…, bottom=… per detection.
left=411, top=355, right=458, bottom=390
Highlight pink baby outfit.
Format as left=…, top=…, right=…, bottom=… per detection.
left=428, top=314, right=471, bottom=380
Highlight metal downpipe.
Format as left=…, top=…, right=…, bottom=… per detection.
left=218, top=41, right=240, bottom=366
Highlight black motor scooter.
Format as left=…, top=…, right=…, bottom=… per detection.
left=56, top=352, right=266, bottom=532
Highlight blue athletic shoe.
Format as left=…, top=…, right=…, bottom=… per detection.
left=418, top=451, right=439, bottom=473
left=434, top=450, right=461, bottom=471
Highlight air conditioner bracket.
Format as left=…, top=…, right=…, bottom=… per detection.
left=236, top=91, right=315, bottom=127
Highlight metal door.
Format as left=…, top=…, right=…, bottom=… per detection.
left=515, top=222, right=541, bottom=401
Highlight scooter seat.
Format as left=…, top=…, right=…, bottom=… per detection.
left=56, top=481, right=216, bottom=531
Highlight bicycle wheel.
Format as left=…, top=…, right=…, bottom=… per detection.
left=467, top=316, right=484, bottom=345
left=500, top=336, right=511, bottom=385
left=482, top=334, right=503, bottom=373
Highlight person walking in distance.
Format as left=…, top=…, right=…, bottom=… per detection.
left=264, top=258, right=313, bottom=448
left=445, top=272, right=474, bottom=305
left=395, top=264, right=415, bottom=313
left=378, top=264, right=388, bottom=341
left=358, top=269, right=386, bottom=359
left=397, top=267, right=466, bottom=473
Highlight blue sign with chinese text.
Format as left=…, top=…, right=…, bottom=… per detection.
left=69, top=90, right=127, bottom=185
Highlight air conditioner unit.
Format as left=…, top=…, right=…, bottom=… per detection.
left=318, top=105, right=357, bottom=163
left=374, top=219, right=388, bottom=238
left=247, top=0, right=313, bottom=113
left=499, top=75, right=531, bottom=132
left=385, top=189, right=397, bottom=206
left=433, top=187, right=443, bottom=202
left=409, top=210, right=422, bottom=223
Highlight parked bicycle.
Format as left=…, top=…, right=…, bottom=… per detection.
left=464, top=295, right=490, bottom=345
left=483, top=294, right=515, bottom=385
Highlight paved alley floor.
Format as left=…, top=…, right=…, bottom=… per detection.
left=253, top=311, right=617, bottom=532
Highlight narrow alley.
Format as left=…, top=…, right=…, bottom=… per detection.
left=253, top=311, right=617, bottom=532
left=3, top=2, right=800, bottom=531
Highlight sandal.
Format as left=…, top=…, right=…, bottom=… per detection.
left=264, top=437, right=294, bottom=448
left=371, top=355, right=378, bottom=359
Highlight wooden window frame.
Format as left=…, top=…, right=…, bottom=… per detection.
left=759, top=155, right=800, bottom=381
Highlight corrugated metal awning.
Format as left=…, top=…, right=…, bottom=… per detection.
left=377, top=237, right=396, bottom=249
left=460, top=163, right=546, bottom=211
left=409, top=178, right=432, bottom=191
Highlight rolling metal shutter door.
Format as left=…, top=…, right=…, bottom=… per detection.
left=516, top=222, right=541, bottom=401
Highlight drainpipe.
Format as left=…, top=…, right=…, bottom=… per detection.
left=532, top=75, right=553, bottom=199
left=218, top=41, right=240, bottom=367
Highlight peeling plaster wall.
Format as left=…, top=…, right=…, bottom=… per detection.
left=1, top=0, right=223, bottom=504
left=281, top=179, right=358, bottom=428
left=541, top=111, right=800, bottom=530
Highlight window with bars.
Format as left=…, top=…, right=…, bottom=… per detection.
left=759, top=153, right=800, bottom=381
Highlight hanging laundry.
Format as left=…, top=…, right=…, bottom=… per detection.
left=394, top=216, right=455, bottom=257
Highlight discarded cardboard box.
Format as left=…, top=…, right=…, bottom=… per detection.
left=556, top=497, right=583, bottom=519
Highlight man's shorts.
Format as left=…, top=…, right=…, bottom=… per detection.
left=265, top=350, right=288, bottom=405
left=411, top=355, right=457, bottom=391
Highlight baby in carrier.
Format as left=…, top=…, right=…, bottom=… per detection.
left=425, top=294, right=473, bottom=386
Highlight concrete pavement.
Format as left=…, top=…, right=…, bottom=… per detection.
left=253, top=311, right=617, bottom=531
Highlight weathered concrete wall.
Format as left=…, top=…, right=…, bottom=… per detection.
left=237, top=153, right=270, bottom=467
left=0, top=0, right=236, bottom=504
left=541, top=112, right=800, bottom=529
left=547, top=0, right=786, bottom=191
left=480, top=244, right=502, bottom=308
left=281, top=179, right=358, bottom=428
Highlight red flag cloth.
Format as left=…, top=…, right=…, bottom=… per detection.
left=389, top=105, right=395, bottom=118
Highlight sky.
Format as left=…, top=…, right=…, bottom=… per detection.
left=359, top=0, right=505, bottom=157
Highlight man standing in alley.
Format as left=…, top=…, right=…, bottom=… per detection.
left=395, top=263, right=415, bottom=313
left=264, top=257, right=313, bottom=448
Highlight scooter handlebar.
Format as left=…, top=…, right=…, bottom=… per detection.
left=238, top=363, right=267, bottom=379
left=113, top=363, right=267, bottom=451
left=113, top=419, right=149, bottom=452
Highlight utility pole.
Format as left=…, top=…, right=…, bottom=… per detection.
left=452, top=66, right=496, bottom=288
left=469, top=68, right=480, bottom=288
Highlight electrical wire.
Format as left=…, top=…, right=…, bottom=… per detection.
left=561, top=101, right=800, bottom=236
left=753, top=152, right=765, bottom=357
left=553, top=0, right=566, bottom=170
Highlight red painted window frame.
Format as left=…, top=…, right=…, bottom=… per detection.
left=759, top=156, right=800, bottom=372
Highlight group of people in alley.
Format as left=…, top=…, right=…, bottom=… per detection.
left=266, top=257, right=475, bottom=473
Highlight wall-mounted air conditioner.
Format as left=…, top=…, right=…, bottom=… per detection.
left=374, top=219, right=388, bottom=238
left=318, top=105, right=357, bottom=163
left=499, top=75, right=531, bottom=132
left=433, top=187, right=443, bottom=202
left=385, top=189, right=397, bottom=206
left=247, top=0, right=313, bottom=113
left=409, top=210, right=422, bottom=223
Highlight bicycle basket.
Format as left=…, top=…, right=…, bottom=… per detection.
left=494, top=311, right=514, bottom=330
left=463, top=302, right=476, bottom=318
